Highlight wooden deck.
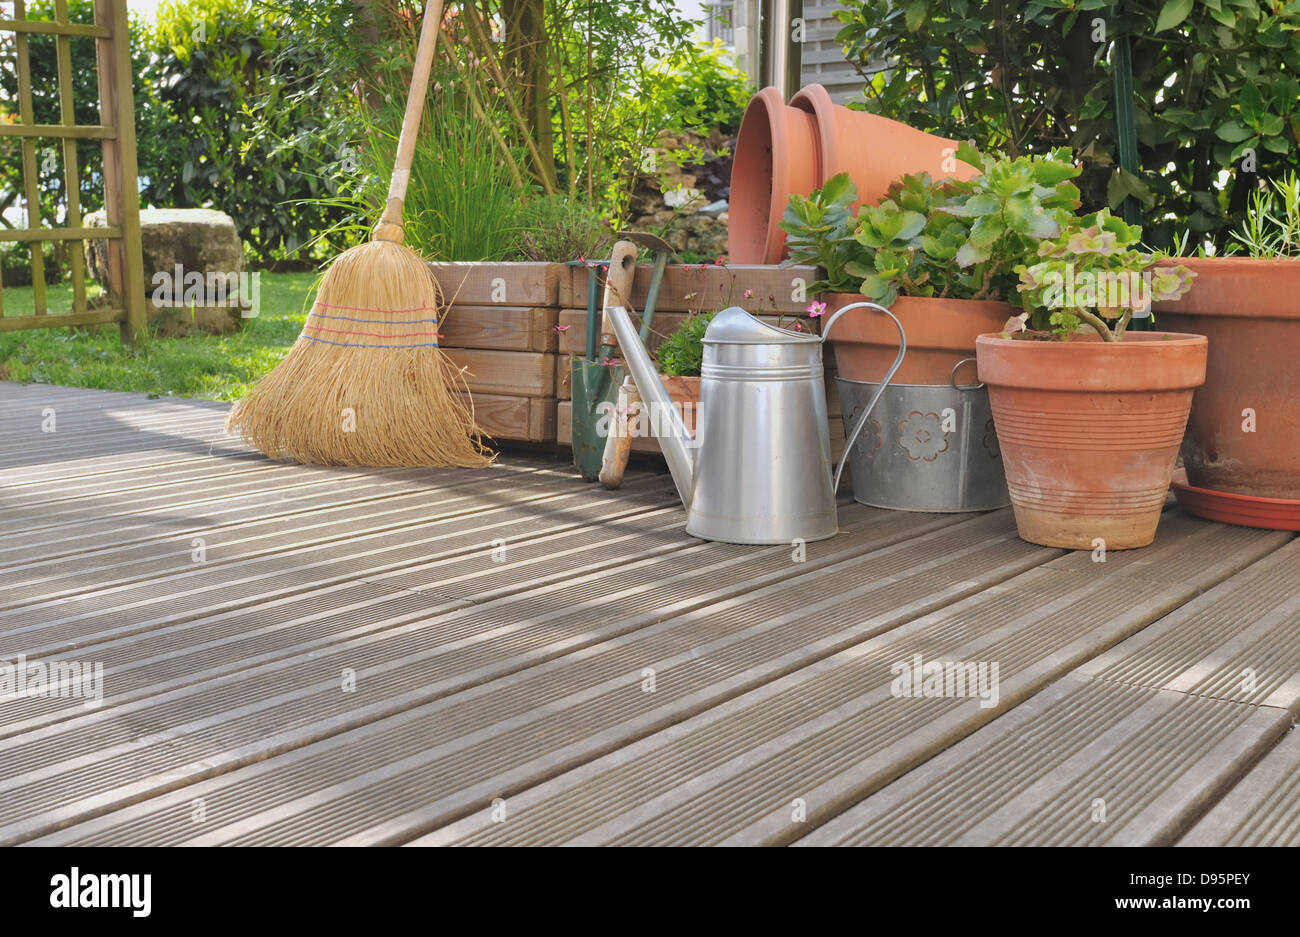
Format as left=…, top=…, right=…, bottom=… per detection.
left=1, top=381, right=1298, bottom=847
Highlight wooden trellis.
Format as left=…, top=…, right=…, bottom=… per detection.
left=0, top=0, right=144, bottom=340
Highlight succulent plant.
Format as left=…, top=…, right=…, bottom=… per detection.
left=779, top=144, right=1083, bottom=305
left=1014, top=208, right=1197, bottom=341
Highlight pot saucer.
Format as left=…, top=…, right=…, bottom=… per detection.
left=1171, top=469, right=1300, bottom=531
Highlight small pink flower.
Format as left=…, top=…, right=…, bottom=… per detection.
left=743, top=289, right=754, bottom=299
left=807, top=301, right=827, bottom=317
left=554, top=324, right=571, bottom=333
left=793, top=322, right=803, bottom=332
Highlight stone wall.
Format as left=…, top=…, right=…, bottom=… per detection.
left=624, top=128, right=733, bottom=261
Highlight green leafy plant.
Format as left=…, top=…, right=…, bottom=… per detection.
left=832, top=0, right=1300, bottom=252
left=508, top=194, right=613, bottom=262
left=360, top=80, right=529, bottom=262
left=640, top=40, right=753, bottom=137
left=1014, top=209, right=1196, bottom=341
left=1227, top=172, right=1300, bottom=258
left=655, top=310, right=717, bottom=376
left=780, top=144, right=1082, bottom=304
left=143, top=0, right=355, bottom=264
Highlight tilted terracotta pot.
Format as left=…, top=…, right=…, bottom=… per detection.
left=822, top=293, right=1015, bottom=385
left=1154, top=256, right=1300, bottom=499
left=728, top=87, right=820, bottom=265
left=729, top=84, right=979, bottom=265
left=790, top=84, right=979, bottom=215
left=976, top=332, right=1208, bottom=550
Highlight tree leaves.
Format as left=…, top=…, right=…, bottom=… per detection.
left=1106, top=168, right=1157, bottom=210
left=834, top=0, right=1300, bottom=251
left=1154, top=0, right=1194, bottom=33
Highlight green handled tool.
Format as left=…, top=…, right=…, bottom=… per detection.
left=571, top=240, right=638, bottom=480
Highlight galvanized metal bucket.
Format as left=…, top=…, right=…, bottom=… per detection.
left=836, top=358, right=1010, bottom=513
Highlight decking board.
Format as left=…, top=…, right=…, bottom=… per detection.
left=2, top=381, right=1297, bottom=847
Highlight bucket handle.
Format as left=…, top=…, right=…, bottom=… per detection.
left=951, top=357, right=983, bottom=391
left=821, top=301, right=908, bottom=495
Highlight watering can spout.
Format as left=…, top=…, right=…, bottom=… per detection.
left=604, top=304, right=696, bottom=507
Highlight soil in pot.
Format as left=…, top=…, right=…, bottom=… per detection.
left=1154, top=256, right=1300, bottom=500
left=976, top=331, right=1208, bottom=550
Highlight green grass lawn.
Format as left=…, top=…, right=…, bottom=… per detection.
left=0, top=272, right=318, bottom=401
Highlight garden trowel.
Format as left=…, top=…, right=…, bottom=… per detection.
left=571, top=239, right=638, bottom=480
left=571, top=233, right=677, bottom=480
left=596, top=232, right=677, bottom=487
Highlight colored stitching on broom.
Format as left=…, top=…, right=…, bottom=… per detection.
left=301, top=334, right=441, bottom=348
left=305, top=324, right=443, bottom=339
left=308, top=310, right=439, bottom=324
left=314, top=301, right=439, bottom=314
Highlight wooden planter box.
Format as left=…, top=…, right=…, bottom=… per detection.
left=428, top=262, right=563, bottom=444
left=430, top=260, right=846, bottom=454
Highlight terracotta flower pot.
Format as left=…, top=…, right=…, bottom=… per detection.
left=790, top=84, right=979, bottom=215
left=661, top=374, right=701, bottom=433
left=729, top=84, right=980, bottom=265
left=1153, top=256, right=1300, bottom=499
left=822, top=293, right=1015, bottom=385
left=728, top=87, right=820, bottom=265
left=976, top=332, right=1208, bottom=550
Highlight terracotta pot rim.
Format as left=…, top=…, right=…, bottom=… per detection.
left=823, top=292, right=1017, bottom=311
left=1154, top=255, right=1300, bottom=319
left=730, top=87, right=819, bottom=265
left=789, top=83, right=835, bottom=182
left=755, top=87, right=793, bottom=265
left=1157, top=255, right=1300, bottom=268
left=976, top=331, right=1207, bottom=392
left=976, top=330, right=1207, bottom=348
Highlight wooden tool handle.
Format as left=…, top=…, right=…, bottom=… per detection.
left=599, top=240, right=639, bottom=351
left=599, top=378, right=640, bottom=489
left=373, top=0, right=446, bottom=244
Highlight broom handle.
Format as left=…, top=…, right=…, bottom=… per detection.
left=373, top=0, right=446, bottom=244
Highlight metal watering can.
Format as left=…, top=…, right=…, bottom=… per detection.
left=606, top=300, right=905, bottom=544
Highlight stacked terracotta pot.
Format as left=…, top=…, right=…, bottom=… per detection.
left=729, top=84, right=979, bottom=265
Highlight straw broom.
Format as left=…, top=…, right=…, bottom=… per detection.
left=225, top=0, right=492, bottom=468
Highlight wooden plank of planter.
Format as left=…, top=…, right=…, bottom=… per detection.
left=558, top=399, right=845, bottom=460
left=445, top=349, right=555, bottom=397
left=428, top=262, right=561, bottom=306
left=558, top=308, right=811, bottom=355
left=556, top=356, right=572, bottom=401
left=561, top=263, right=820, bottom=314
left=442, top=305, right=559, bottom=353
left=557, top=399, right=571, bottom=447
left=464, top=394, right=556, bottom=443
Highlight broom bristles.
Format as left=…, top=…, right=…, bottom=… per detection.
left=226, top=238, right=494, bottom=468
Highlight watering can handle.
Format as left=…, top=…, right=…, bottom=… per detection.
left=821, top=301, right=908, bottom=495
